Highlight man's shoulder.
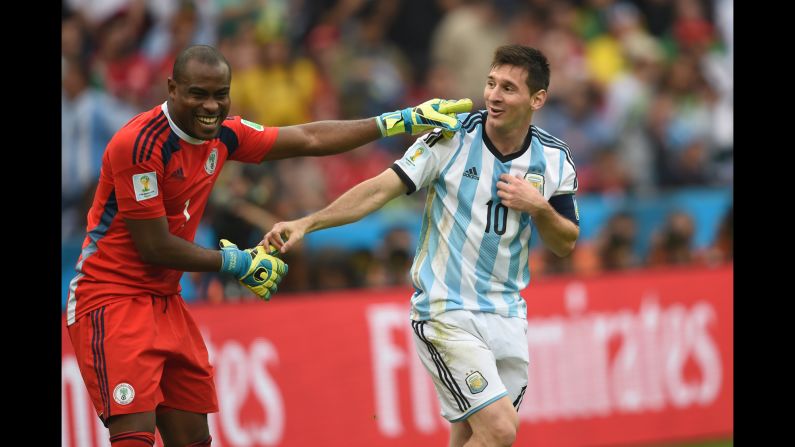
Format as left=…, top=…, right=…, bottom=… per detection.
left=110, top=106, right=167, bottom=146
left=531, top=125, right=571, bottom=152
left=460, top=110, right=486, bottom=134
left=417, top=110, right=485, bottom=149
left=106, top=106, right=169, bottom=168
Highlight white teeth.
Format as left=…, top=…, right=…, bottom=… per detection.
left=197, top=116, right=218, bottom=125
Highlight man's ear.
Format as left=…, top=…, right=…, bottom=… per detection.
left=167, top=77, right=177, bottom=98
left=531, top=89, right=547, bottom=111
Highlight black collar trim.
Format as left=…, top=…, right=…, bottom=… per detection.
left=481, top=114, right=534, bottom=163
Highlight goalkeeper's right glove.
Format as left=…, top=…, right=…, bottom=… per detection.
left=219, top=239, right=288, bottom=301
left=376, top=98, right=473, bottom=138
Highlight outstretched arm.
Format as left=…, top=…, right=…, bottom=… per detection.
left=264, top=119, right=381, bottom=160
left=263, top=168, right=407, bottom=253
left=262, top=98, right=472, bottom=160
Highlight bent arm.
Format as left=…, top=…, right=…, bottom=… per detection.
left=531, top=205, right=580, bottom=257
left=125, top=217, right=222, bottom=271
left=263, top=119, right=381, bottom=160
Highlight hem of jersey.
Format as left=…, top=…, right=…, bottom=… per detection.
left=449, top=391, right=508, bottom=423
left=411, top=307, right=529, bottom=322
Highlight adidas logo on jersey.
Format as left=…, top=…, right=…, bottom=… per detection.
left=171, top=167, right=185, bottom=179
left=463, top=167, right=479, bottom=180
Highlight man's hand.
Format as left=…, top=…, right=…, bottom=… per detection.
left=219, top=239, right=288, bottom=301
left=376, top=98, right=473, bottom=138
left=261, top=219, right=310, bottom=255
left=496, top=174, right=548, bottom=215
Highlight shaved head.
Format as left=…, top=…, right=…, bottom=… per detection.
left=172, top=45, right=231, bottom=84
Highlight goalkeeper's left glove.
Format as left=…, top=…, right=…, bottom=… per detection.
left=219, top=239, right=288, bottom=301
left=376, top=98, right=473, bottom=138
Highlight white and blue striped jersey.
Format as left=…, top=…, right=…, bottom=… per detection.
left=392, top=110, right=578, bottom=321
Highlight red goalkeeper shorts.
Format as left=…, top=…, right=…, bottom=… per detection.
left=67, top=294, right=219, bottom=425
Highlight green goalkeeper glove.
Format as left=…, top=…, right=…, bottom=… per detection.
left=376, top=98, right=473, bottom=137
left=219, top=239, right=288, bottom=301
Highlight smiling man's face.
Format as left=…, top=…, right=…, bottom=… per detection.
left=483, top=64, right=546, bottom=132
left=167, top=59, right=231, bottom=140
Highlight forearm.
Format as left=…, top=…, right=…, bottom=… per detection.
left=531, top=205, right=579, bottom=257
left=283, top=119, right=381, bottom=157
left=137, top=234, right=223, bottom=272
left=305, top=174, right=398, bottom=233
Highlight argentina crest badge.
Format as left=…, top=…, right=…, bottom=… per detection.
left=524, top=173, right=544, bottom=195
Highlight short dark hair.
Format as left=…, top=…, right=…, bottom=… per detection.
left=491, top=44, right=550, bottom=93
left=172, top=45, right=231, bottom=83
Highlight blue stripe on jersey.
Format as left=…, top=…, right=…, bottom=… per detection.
left=505, top=210, right=531, bottom=316
left=414, top=186, right=443, bottom=319
left=87, top=191, right=119, bottom=245
left=443, top=125, right=486, bottom=310
left=414, top=135, right=469, bottom=319
left=460, top=111, right=481, bottom=128
left=473, top=158, right=513, bottom=313
left=558, top=150, right=566, bottom=190
left=69, top=190, right=120, bottom=324
left=528, top=134, right=547, bottom=183
left=144, top=119, right=171, bottom=162
left=132, top=114, right=166, bottom=165
left=521, top=132, right=548, bottom=287
left=161, top=131, right=182, bottom=167
left=138, top=117, right=169, bottom=163
left=220, top=126, right=240, bottom=156
left=532, top=126, right=577, bottom=189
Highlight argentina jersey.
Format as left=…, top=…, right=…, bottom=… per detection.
left=391, top=110, right=578, bottom=321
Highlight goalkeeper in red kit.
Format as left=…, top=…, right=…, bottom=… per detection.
left=65, top=44, right=472, bottom=447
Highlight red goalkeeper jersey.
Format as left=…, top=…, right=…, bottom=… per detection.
left=66, top=103, right=279, bottom=325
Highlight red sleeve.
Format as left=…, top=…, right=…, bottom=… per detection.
left=106, top=131, right=167, bottom=220
left=224, top=116, right=279, bottom=163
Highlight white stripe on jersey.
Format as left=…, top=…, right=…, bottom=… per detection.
left=394, top=111, right=577, bottom=321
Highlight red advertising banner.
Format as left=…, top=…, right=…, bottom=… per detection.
left=62, top=265, right=733, bottom=447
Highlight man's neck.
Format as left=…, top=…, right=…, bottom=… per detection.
left=485, top=121, right=532, bottom=156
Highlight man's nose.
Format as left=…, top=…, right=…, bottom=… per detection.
left=203, top=99, right=219, bottom=113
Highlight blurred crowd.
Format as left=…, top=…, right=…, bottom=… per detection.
left=62, top=0, right=733, bottom=303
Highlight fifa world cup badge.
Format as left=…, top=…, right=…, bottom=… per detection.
left=410, top=146, right=424, bottom=162
left=133, top=172, right=159, bottom=201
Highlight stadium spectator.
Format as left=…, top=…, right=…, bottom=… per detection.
left=264, top=44, right=579, bottom=447
left=596, top=211, right=640, bottom=271
left=89, top=5, right=154, bottom=108
left=704, top=204, right=732, bottom=266
left=647, top=209, right=699, bottom=266
left=65, top=44, right=470, bottom=446
left=430, top=0, right=508, bottom=108
left=62, top=57, right=138, bottom=238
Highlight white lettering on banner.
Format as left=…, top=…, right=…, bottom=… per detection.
left=61, top=356, right=112, bottom=447
left=249, top=341, right=285, bottom=444
left=368, top=304, right=408, bottom=437
left=205, top=334, right=285, bottom=446
left=367, top=304, right=446, bottom=438
left=202, top=332, right=223, bottom=447
left=520, top=284, right=723, bottom=422
left=62, top=356, right=92, bottom=447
